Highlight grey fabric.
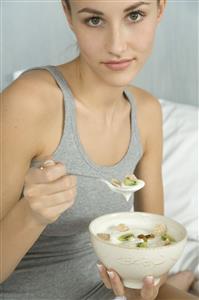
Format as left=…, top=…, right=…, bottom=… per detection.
left=0, top=65, right=143, bottom=300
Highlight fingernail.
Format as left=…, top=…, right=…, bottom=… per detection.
left=107, top=271, right=115, bottom=279
left=43, top=160, right=55, bottom=167
left=96, top=264, right=103, bottom=272
left=146, top=276, right=154, bottom=284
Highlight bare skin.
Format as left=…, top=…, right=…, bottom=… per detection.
left=1, top=69, right=77, bottom=283
left=59, top=61, right=196, bottom=295
left=2, top=61, right=195, bottom=297
left=97, top=264, right=198, bottom=299
left=166, top=271, right=195, bottom=292
left=1, top=0, right=196, bottom=298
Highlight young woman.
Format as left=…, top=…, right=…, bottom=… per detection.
left=1, top=0, right=196, bottom=299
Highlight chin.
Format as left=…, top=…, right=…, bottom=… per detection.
left=100, top=60, right=142, bottom=84
left=99, top=69, right=139, bottom=87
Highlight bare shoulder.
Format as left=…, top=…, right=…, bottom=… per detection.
left=127, top=85, right=162, bottom=126
left=126, top=85, right=163, bottom=151
left=127, top=85, right=162, bottom=115
left=2, top=69, right=63, bottom=158
left=1, top=69, right=64, bottom=218
left=7, top=68, right=62, bottom=111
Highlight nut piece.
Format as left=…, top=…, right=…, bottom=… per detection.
left=116, top=224, right=130, bottom=232
left=152, top=224, right=167, bottom=236
left=145, top=234, right=155, bottom=239
left=97, top=233, right=110, bottom=241
left=137, top=234, right=147, bottom=241
left=111, top=179, right=121, bottom=187
left=137, top=233, right=155, bottom=241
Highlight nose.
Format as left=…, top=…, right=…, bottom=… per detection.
left=105, top=25, right=128, bottom=57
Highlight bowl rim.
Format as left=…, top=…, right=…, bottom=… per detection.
left=89, top=211, right=187, bottom=250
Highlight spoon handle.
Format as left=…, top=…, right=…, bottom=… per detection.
left=69, top=173, right=100, bottom=180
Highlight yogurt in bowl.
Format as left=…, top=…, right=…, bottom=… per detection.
left=89, top=212, right=187, bottom=289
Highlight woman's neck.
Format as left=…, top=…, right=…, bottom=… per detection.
left=62, top=56, right=128, bottom=113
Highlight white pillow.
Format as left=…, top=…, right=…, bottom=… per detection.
left=12, top=70, right=25, bottom=80
left=160, top=99, right=199, bottom=277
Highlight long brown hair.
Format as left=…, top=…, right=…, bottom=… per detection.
left=64, top=0, right=71, bottom=12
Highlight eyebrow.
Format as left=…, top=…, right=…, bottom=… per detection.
left=77, top=2, right=151, bottom=15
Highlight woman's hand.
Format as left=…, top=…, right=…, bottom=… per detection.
left=23, top=159, right=77, bottom=225
left=97, top=264, right=167, bottom=300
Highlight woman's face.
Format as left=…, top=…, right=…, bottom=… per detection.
left=63, top=0, right=166, bottom=85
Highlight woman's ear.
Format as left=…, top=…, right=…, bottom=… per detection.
left=156, top=0, right=167, bottom=24
left=61, top=0, right=73, bottom=31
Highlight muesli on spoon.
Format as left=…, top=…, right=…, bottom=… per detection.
left=111, top=174, right=140, bottom=188
left=100, top=174, right=145, bottom=202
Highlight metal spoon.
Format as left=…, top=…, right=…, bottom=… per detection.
left=35, top=160, right=145, bottom=202
left=100, top=179, right=145, bottom=201
left=72, top=174, right=145, bottom=202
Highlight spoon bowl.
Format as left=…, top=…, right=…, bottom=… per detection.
left=100, top=179, right=145, bottom=201
left=58, top=170, right=145, bottom=202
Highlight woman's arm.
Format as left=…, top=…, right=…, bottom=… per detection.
left=1, top=72, right=77, bottom=284
left=0, top=75, right=49, bottom=283
left=134, top=95, right=164, bottom=215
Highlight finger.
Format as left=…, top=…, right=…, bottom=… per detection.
left=97, top=264, right=112, bottom=289
left=25, top=162, right=67, bottom=184
left=45, top=198, right=75, bottom=215
left=24, top=175, right=76, bottom=198
left=39, top=161, right=67, bottom=183
left=29, top=188, right=76, bottom=209
left=107, top=270, right=125, bottom=297
left=43, top=188, right=76, bottom=207
left=37, top=199, right=75, bottom=223
left=40, top=174, right=77, bottom=194
left=141, top=276, right=158, bottom=300
left=40, top=159, right=55, bottom=168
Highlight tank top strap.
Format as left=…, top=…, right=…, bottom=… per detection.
left=21, top=65, right=76, bottom=167
left=123, top=88, right=143, bottom=159
left=22, top=65, right=143, bottom=175
left=20, top=65, right=74, bottom=112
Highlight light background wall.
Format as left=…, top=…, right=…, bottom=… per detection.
left=1, top=0, right=198, bottom=106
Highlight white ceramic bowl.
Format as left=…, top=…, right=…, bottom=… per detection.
left=89, top=212, right=187, bottom=289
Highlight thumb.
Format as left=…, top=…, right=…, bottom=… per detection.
left=32, top=156, right=56, bottom=170
left=42, top=159, right=56, bottom=167
left=141, top=276, right=156, bottom=299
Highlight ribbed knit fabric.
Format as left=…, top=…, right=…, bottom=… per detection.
left=0, top=65, right=143, bottom=300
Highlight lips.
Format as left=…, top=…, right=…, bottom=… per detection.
left=103, top=58, right=135, bottom=71
left=103, top=59, right=133, bottom=64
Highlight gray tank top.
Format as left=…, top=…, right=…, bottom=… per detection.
left=0, top=65, right=143, bottom=300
